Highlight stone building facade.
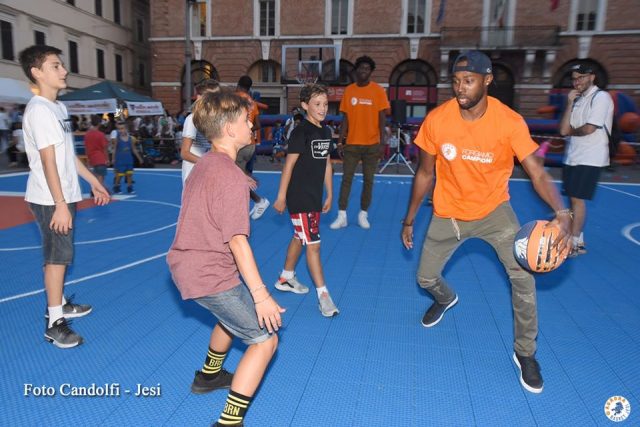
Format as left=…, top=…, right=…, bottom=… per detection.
left=150, top=0, right=640, bottom=119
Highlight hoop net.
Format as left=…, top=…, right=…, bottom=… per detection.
left=295, top=72, right=319, bottom=85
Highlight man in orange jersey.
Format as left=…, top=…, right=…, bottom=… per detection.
left=401, top=51, right=571, bottom=394
left=330, top=56, right=390, bottom=230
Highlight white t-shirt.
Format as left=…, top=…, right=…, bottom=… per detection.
left=181, top=114, right=210, bottom=183
left=564, top=85, right=613, bottom=167
left=23, top=96, right=82, bottom=205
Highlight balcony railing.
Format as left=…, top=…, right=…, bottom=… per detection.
left=440, top=26, right=561, bottom=49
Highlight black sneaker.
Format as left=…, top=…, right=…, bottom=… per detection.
left=421, top=295, right=458, bottom=327
left=45, top=295, right=92, bottom=319
left=44, top=318, right=84, bottom=348
left=513, top=352, right=544, bottom=393
left=191, top=369, right=233, bottom=394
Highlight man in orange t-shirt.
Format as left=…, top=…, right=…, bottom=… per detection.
left=401, top=51, right=572, bottom=394
left=329, top=55, right=390, bottom=230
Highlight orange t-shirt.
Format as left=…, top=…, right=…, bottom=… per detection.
left=414, top=97, right=538, bottom=221
left=237, top=91, right=260, bottom=145
left=339, top=81, right=390, bottom=145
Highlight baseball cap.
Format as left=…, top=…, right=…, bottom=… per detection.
left=571, top=62, right=594, bottom=75
left=452, top=50, right=493, bottom=75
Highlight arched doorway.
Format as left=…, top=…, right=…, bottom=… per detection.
left=181, top=60, right=219, bottom=110
left=248, top=60, right=283, bottom=114
left=554, top=58, right=608, bottom=89
left=488, top=63, right=515, bottom=108
left=389, top=60, right=438, bottom=120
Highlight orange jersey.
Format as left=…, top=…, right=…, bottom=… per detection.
left=414, top=97, right=538, bottom=221
left=339, top=81, right=390, bottom=145
left=237, top=90, right=260, bottom=144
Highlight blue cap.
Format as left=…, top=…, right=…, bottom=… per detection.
left=452, top=51, right=493, bottom=75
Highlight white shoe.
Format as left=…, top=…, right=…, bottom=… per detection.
left=329, top=211, right=347, bottom=229
left=357, top=211, right=370, bottom=229
left=318, top=292, right=339, bottom=317
left=251, top=198, right=270, bottom=220
left=274, top=276, right=309, bottom=294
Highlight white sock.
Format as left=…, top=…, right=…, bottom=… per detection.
left=572, top=236, right=580, bottom=247
left=281, top=270, right=294, bottom=280
left=338, top=210, right=346, bottom=218
left=62, top=295, right=67, bottom=305
left=359, top=210, right=367, bottom=216
left=316, top=286, right=328, bottom=298
left=578, top=232, right=584, bottom=245
left=48, top=305, right=64, bottom=328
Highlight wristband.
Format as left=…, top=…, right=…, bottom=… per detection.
left=54, top=198, right=66, bottom=204
left=401, top=220, right=414, bottom=227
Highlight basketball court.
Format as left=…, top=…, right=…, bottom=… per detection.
left=0, top=168, right=638, bottom=426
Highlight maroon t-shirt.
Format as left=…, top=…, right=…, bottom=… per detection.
left=83, top=129, right=109, bottom=166
left=167, top=151, right=250, bottom=299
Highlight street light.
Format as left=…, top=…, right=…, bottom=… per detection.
left=184, top=0, right=195, bottom=112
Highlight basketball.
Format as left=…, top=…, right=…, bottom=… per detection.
left=618, top=112, right=640, bottom=133
left=513, top=220, right=569, bottom=273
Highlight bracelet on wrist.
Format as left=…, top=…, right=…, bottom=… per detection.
left=254, top=293, right=271, bottom=305
left=249, top=284, right=266, bottom=294
left=401, top=220, right=414, bottom=227
left=54, top=198, right=66, bottom=204
left=555, top=208, right=573, bottom=218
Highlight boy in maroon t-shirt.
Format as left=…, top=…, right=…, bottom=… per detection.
left=83, top=115, right=109, bottom=185
left=167, top=89, right=284, bottom=427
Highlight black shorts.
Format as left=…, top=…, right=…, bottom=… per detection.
left=562, top=165, right=602, bottom=200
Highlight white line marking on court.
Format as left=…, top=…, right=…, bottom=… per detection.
left=622, top=223, right=640, bottom=246
left=0, top=252, right=168, bottom=304
left=0, top=199, right=180, bottom=251
left=599, top=184, right=640, bottom=200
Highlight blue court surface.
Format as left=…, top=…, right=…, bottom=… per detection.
left=1, top=168, right=638, bottom=427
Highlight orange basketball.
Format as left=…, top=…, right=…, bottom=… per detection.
left=619, top=112, right=640, bottom=133
left=513, top=220, right=569, bottom=273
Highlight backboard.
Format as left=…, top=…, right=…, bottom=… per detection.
left=281, top=44, right=340, bottom=85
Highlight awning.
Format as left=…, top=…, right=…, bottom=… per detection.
left=0, top=78, right=35, bottom=104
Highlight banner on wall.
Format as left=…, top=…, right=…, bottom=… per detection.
left=61, top=99, right=118, bottom=115
left=126, top=101, right=165, bottom=116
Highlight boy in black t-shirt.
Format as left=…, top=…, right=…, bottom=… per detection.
left=272, top=84, right=339, bottom=317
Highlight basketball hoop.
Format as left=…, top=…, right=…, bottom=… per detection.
left=295, top=72, right=319, bottom=85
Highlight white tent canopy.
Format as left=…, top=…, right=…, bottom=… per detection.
left=0, top=78, right=34, bottom=104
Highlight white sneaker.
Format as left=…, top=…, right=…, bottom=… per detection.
left=318, top=292, right=339, bottom=317
left=274, top=276, right=309, bottom=294
left=357, top=211, right=370, bottom=229
left=251, top=198, right=270, bottom=220
left=329, top=211, right=347, bottom=229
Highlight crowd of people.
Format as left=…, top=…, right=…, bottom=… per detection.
left=14, top=41, right=609, bottom=427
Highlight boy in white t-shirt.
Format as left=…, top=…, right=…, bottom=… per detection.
left=19, top=45, right=110, bottom=348
left=180, top=79, right=221, bottom=183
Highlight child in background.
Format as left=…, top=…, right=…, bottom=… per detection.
left=112, top=121, right=143, bottom=194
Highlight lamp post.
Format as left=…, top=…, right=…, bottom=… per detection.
left=184, top=0, right=195, bottom=112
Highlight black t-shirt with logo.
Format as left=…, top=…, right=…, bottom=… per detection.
left=286, top=119, right=332, bottom=214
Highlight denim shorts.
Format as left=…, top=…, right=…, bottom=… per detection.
left=29, top=202, right=77, bottom=265
left=92, top=164, right=107, bottom=177
left=194, top=284, right=272, bottom=345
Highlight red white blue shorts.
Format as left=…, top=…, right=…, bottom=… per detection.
left=290, top=212, right=321, bottom=245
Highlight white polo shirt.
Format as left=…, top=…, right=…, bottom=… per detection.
left=564, top=85, right=613, bottom=167
left=23, top=96, right=82, bottom=205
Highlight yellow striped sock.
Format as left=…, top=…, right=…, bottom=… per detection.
left=217, top=390, right=251, bottom=425
left=202, top=348, right=226, bottom=376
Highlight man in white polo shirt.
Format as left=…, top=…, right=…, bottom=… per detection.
left=559, top=62, right=614, bottom=257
